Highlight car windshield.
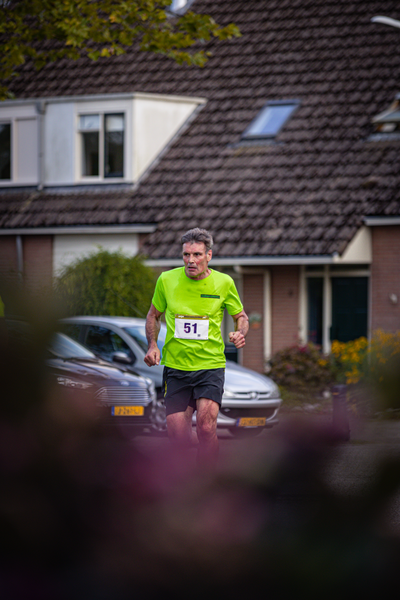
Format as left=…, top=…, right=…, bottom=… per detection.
left=50, top=332, right=97, bottom=359
left=124, top=324, right=166, bottom=354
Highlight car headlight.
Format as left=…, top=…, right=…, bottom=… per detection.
left=269, top=383, right=281, bottom=399
left=222, top=390, right=236, bottom=399
left=56, top=376, right=93, bottom=390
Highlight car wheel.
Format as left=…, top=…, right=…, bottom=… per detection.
left=228, top=427, right=264, bottom=438
left=150, top=404, right=168, bottom=435
left=151, top=423, right=168, bottom=436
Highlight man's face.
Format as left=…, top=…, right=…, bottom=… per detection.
left=182, top=241, right=212, bottom=280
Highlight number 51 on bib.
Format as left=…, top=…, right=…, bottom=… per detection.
left=174, top=315, right=209, bottom=340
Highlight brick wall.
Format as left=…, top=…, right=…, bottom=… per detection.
left=23, top=236, right=53, bottom=291
left=0, top=235, right=53, bottom=294
left=0, top=236, right=18, bottom=283
left=270, top=265, right=300, bottom=353
left=138, top=232, right=147, bottom=252
left=242, top=272, right=264, bottom=373
left=371, top=226, right=400, bottom=333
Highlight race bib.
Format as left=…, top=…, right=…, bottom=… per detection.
left=174, top=315, right=209, bottom=340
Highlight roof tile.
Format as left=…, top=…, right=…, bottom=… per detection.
left=2, top=0, right=400, bottom=259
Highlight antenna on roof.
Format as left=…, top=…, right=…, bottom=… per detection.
left=371, top=15, right=400, bottom=29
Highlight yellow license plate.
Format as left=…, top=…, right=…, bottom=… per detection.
left=112, top=406, right=144, bottom=416
left=237, top=417, right=266, bottom=428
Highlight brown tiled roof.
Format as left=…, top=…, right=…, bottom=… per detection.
left=0, top=189, right=157, bottom=229
left=2, top=0, right=400, bottom=260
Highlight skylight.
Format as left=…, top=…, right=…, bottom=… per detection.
left=169, top=0, right=191, bottom=13
left=372, top=94, right=400, bottom=133
left=242, top=101, right=299, bottom=139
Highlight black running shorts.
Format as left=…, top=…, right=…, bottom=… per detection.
left=162, top=366, right=225, bottom=416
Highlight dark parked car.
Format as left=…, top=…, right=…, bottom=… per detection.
left=47, top=332, right=159, bottom=433
left=61, top=316, right=282, bottom=437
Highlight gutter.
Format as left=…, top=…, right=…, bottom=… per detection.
left=364, top=216, right=400, bottom=226
left=145, top=254, right=338, bottom=268
left=0, top=225, right=157, bottom=236
left=16, top=235, right=23, bottom=282
left=0, top=91, right=207, bottom=108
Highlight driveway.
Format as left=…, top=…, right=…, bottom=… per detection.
left=134, top=413, right=400, bottom=528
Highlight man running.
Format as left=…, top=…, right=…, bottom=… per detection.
left=144, top=228, right=249, bottom=467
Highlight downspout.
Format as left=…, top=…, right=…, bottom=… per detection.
left=35, top=100, right=47, bottom=191
left=16, top=235, right=23, bottom=283
left=16, top=102, right=47, bottom=283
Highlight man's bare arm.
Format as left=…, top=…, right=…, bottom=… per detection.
left=229, top=310, right=249, bottom=349
left=144, top=304, right=163, bottom=366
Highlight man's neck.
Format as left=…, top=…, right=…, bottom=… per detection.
left=187, top=268, right=212, bottom=281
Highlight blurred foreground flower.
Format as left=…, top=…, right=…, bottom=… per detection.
left=2, top=287, right=400, bottom=599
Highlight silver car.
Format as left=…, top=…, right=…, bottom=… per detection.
left=60, top=316, right=282, bottom=436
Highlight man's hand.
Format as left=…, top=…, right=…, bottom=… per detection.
left=229, top=310, right=249, bottom=349
left=144, top=343, right=161, bottom=367
left=229, top=330, right=246, bottom=349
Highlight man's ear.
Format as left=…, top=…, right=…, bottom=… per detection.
left=207, top=249, right=212, bottom=261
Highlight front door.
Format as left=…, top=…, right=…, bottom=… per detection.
left=330, top=277, right=368, bottom=342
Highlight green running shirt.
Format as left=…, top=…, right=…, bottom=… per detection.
left=151, top=267, right=243, bottom=371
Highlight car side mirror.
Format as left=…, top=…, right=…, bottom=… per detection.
left=112, top=351, right=134, bottom=365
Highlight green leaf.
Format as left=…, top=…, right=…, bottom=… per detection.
left=0, top=0, right=241, bottom=99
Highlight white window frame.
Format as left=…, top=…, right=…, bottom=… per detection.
left=77, top=112, right=125, bottom=181
left=76, top=99, right=131, bottom=184
left=78, top=114, right=101, bottom=179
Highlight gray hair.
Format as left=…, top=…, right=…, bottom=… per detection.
left=181, top=228, right=214, bottom=252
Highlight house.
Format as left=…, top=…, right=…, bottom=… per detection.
left=1, top=0, right=400, bottom=374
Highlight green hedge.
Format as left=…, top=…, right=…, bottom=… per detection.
left=55, top=249, right=156, bottom=317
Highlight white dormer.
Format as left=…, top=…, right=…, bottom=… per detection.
left=0, top=92, right=206, bottom=188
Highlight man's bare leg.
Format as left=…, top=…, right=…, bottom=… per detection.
left=196, top=398, right=219, bottom=468
left=166, top=405, right=196, bottom=448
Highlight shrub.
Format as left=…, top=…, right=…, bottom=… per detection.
left=331, top=331, right=400, bottom=413
left=54, top=249, right=156, bottom=317
left=330, top=337, right=369, bottom=384
left=268, top=342, right=333, bottom=396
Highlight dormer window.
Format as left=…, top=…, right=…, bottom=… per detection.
left=242, top=100, right=299, bottom=139
left=79, top=113, right=124, bottom=179
left=372, top=95, right=400, bottom=133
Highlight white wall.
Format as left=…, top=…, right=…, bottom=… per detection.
left=0, top=103, right=38, bottom=186
left=335, top=226, right=372, bottom=264
left=16, top=118, right=38, bottom=183
left=133, top=95, right=201, bottom=180
left=44, top=102, right=75, bottom=185
left=53, top=233, right=139, bottom=275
